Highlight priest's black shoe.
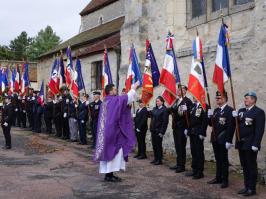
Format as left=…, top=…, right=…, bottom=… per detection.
left=154, top=160, right=162, bottom=165
left=243, top=189, right=256, bottom=197
left=112, top=175, right=122, bottom=182
left=150, top=160, right=157, bottom=164
left=185, top=171, right=195, bottom=177
left=220, top=181, right=228, bottom=188
left=169, top=165, right=178, bottom=170
left=207, top=178, right=222, bottom=184
left=237, top=188, right=248, bottom=195
left=192, top=173, right=204, bottom=180
left=176, top=167, right=185, bottom=173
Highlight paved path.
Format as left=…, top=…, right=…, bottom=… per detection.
left=0, top=128, right=265, bottom=199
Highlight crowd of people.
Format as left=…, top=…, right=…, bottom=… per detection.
left=1, top=83, right=265, bottom=197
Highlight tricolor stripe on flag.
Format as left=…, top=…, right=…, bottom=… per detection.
left=38, top=80, right=44, bottom=106
left=213, top=24, right=231, bottom=94
left=102, top=48, right=113, bottom=96
left=65, top=46, right=73, bottom=89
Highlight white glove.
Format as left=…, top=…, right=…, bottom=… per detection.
left=136, top=128, right=141, bottom=133
left=85, top=101, right=89, bottom=106
left=251, top=146, right=258, bottom=152
left=133, top=113, right=136, bottom=117
left=208, top=109, right=213, bottom=118
left=27, top=97, right=30, bottom=100
left=181, top=105, right=187, bottom=111
left=66, top=99, right=69, bottom=104
left=199, top=135, right=205, bottom=140
left=75, top=104, right=78, bottom=108
left=225, top=142, right=233, bottom=150
left=32, top=97, right=35, bottom=100
left=63, top=113, right=67, bottom=118
left=3, top=122, right=8, bottom=127
left=23, top=110, right=26, bottom=113
left=232, top=110, right=238, bottom=117
left=158, top=133, right=163, bottom=138
left=184, top=129, right=188, bottom=137
left=53, top=100, right=56, bottom=104
left=15, top=108, right=18, bottom=112
left=81, top=120, right=85, bottom=124
left=18, top=96, right=21, bottom=100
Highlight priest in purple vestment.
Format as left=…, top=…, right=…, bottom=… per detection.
left=94, top=82, right=138, bottom=182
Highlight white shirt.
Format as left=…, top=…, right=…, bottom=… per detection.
left=220, top=103, right=227, bottom=111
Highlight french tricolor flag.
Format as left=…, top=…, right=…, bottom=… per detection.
left=14, top=64, right=20, bottom=92
left=65, top=46, right=73, bottom=89
left=213, top=24, right=231, bottom=94
left=38, top=80, right=44, bottom=106
left=160, top=32, right=180, bottom=106
left=125, top=44, right=142, bottom=92
left=102, top=48, right=113, bottom=95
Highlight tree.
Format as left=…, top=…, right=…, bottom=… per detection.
left=28, top=26, right=61, bottom=61
left=0, top=45, right=14, bottom=60
left=9, top=31, right=32, bottom=61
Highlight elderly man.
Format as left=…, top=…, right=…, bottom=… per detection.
left=233, top=92, right=265, bottom=197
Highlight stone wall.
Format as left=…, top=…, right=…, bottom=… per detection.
left=80, top=0, right=125, bottom=33
left=120, top=0, right=266, bottom=173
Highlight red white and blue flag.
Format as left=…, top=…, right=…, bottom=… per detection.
left=65, top=46, right=73, bottom=89
left=141, top=39, right=160, bottom=105
left=71, top=59, right=79, bottom=98
left=9, top=67, right=16, bottom=93
left=21, top=62, right=30, bottom=94
left=48, top=58, right=60, bottom=95
left=14, top=64, right=20, bottom=92
left=59, top=56, right=66, bottom=88
left=102, top=48, right=113, bottom=96
left=38, top=80, right=44, bottom=106
left=1, top=66, right=9, bottom=92
left=160, top=32, right=180, bottom=106
left=213, top=24, right=231, bottom=94
left=125, top=44, right=142, bottom=92
left=188, top=36, right=206, bottom=110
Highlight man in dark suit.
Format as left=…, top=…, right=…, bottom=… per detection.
left=134, top=99, right=148, bottom=159
left=62, top=90, right=71, bottom=140
left=78, top=93, right=89, bottom=145
left=26, top=89, right=34, bottom=129
left=19, top=96, right=27, bottom=128
left=233, top=92, right=265, bottom=197
left=186, top=98, right=208, bottom=179
left=207, top=91, right=235, bottom=188
left=1, top=96, right=14, bottom=149
left=169, top=85, right=193, bottom=173
left=90, top=91, right=102, bottom=148
left=53, top=95, right=62, bottom=137
left=44, top=95, right=53, bottom=134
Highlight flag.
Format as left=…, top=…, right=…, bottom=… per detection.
left=14, top=64, right=20, bottom=92
left=1, top=66, right=9, bottom=92
left=188, top=36, right=206, bottom=110
left=213, top=23, right=231, bottom=94
left=9, top=67, right=16, bottom=93
left=125, top=44, right=143, bottom=92
left=160, top=32, right=180, bottom=105
left=102, top=48, right=113, bottom=96
left=38, top=80, right=44, bottom=106
left=21, top=62, right=30, bottom=94
left=141, top=40, right=160, bottom=105
left=48, top=58, right=60, bottom=95
left=59, top=56, right=66, bottom=88
left=76, top=58, right=85, bottom=91
left=65, top=46, right=73, bottom=88
left=71, top=60, right=79, bottom=99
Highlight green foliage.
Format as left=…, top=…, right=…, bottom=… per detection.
left=28, top=26, right=61, bottom=61
left=0, top=45, right=14, bottom=60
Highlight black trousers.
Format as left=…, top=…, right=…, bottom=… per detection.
left=54, top=117, right=62, bottom=137
left=92, top=120, right=97, bottom=148
left=13, top=110, right=20, bottom=126
left=44, top=116, right=53, bottom=134
left=151, top=133, right=163, bottom=162
left=239, top=149, right=258, bottom=191
left=62, top=118, right=70, bottom=139
left=2, top=125, right=11, bottom=147
left=212, top=142, right=229, bottom=182
left=173, top=128, right=187, bottom=169
left=135, top=129, right=147, bottom=156
left=190, top=134, right=204, bottom=175
left=27, top=111, right=33, bottom=128
left=78, top=121, right=87, bottom=145
left=20, top=112, right=27, bottom=128
left=35, top=113, right=42, bottom=133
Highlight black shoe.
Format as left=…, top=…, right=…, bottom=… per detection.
left=134, top=154, right=140, bottom=158
left=207, top=178, right=222, bottom=184
left=154, top=161, right=162, bottom=165
left=243, top=189, right=256, bottom=197
left=113, top=175, right=122, bottom=182
left=150, top=160, right=157, bottom=164
left=238, top=188, right=248, bottom=195
left=2, top=146, right=11, bottom=149
left=169, top=165, right=178, bottom=170
left=220, top=182, right=228, bottom=188
left=193, top=173, right=204, bottom=180
left=137, top=155, right=147, bottom=160
left=176, top=167, right=185, bottom=173
left=185, top=171, right=195, bottom=177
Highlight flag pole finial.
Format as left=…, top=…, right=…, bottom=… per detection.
left=196, top=27, right=199, bottom=36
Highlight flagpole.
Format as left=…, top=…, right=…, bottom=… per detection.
left=221, top=14, right=240, bottom=142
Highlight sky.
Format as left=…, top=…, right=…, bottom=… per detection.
left=0, top=0, right=90, bottom=45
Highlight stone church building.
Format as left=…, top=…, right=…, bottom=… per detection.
left=38, top=0, right=266, bottom=176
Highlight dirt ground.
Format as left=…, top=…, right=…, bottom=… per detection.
left=0, top=127, right=265, bottom=199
